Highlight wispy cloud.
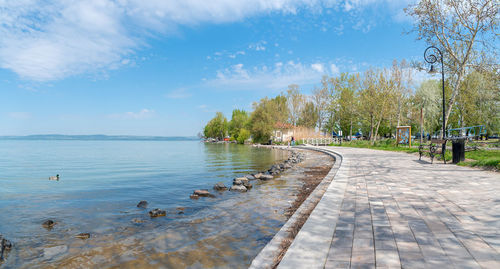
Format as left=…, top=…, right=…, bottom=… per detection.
left=107, top=109, right=155, bottom=120
left=7, top=112, right=32, bottom=120
left=0, top=0, right=415, bottom=81
left=165, top=88, right=192, bottom=99
left=206, top=60, right=340, bottom=91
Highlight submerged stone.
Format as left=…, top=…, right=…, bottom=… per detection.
left=42, top=220, right=56, bottom=229
left=137, top=200, right=148, bottom=208
left=213, top=182, right=228, bottom=191
left=43, top=245, right=67, bottom=259
left=149, top=208, right=166, bottom=218
left=0, top=235, right=12, bottom=262
left=75, top=233, right=91, bottom=240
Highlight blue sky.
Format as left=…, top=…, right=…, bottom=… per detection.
left=0, top=0, right=427, bottom=136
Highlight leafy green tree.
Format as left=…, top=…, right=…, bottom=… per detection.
left=249, top=95, right=290, bottom=143
left=331, top=73, right=360, bottom=139
left=203, top=112, right=228, bottom=140
left=229, top=109, right=249, bottom=140
left=236, top=128, right=251, bottom=144
left=297, top=101, right=319, bottom=129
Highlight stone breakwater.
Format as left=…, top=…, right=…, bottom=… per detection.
left=189, top=148, right=305, bottom=198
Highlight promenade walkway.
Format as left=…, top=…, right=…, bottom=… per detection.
left=278, top=146, right=500, bottom=269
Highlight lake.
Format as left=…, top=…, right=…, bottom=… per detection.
left=0, top=140, right=332, bottom=268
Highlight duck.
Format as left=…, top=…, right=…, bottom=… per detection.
left=49, top=174, right=59, bottom=181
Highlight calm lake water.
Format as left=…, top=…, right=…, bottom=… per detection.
left=0, top=140, right=331, bottom=268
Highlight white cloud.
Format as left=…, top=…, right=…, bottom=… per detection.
left=0, top=0, right=415, bottom=81
left=108, top=109, right=155, bottom=119
left=207, top=60, right=340, bottom=91
left=165, top=88, right=192, bottom=99
left=249, top=41, right=267, bottom=51
left=7, top=112, right=32, bottom=120
left=311, top=63, right=324, bottom=73
left=330, top=63, right=340, bottom=75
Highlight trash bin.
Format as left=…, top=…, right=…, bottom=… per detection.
left=452, top=139, right=465, bottom=164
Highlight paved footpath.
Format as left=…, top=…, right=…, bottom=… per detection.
left=278, top=146, right=500, bottom=269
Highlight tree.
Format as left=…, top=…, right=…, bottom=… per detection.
left=413, top=79, right=442, bottom=135
left=297, top=101, right=319, bottom=129
left=405, top=0, right=498, bottom=132
left=203, top=112, right=228, bottom=140
left=236, top=128, right=251, bottom=144
left=286, top=84, right=305, bottom=126
left=228, top=109, right=248, bottom=140
left=249, top=95, right=290, bottom=143
left=455, top=70, right=500, bottom=134
left=331, top=73, right=360, bottom=139
left=312, top=75, right=331, bottom=133
left=391, top=59, right=413, bottom=129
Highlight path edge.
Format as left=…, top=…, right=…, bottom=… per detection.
left=249, top=146, right=343, bottom=269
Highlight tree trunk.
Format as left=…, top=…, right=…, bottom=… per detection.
left=373, top=118, right=382, bottom=144
left=349, top=118, right=353, bottom=141
left=369, top=114, right=374, bottom=141
left=443, top=68, right=465, bottom=134
left=420, top=107, right=424, bottom=145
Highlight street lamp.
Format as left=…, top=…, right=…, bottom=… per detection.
left=424, top=46, right=446, bottom=158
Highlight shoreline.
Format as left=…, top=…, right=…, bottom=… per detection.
left=250, top=146, right=340, bottom=268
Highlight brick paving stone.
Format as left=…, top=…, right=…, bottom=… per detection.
left=375, top=249, right=400, bottom=267
left=275, top=147, right=499, bottom=269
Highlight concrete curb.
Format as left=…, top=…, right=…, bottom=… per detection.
left=249, top=146, right=343, bottom=269
left=277, top=147, right=348, bottom=268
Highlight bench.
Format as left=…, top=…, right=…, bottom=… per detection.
left=419, top=139, right=447, bottom=164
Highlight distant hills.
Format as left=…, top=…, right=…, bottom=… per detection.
left=0, top=134, right=200, bottom=141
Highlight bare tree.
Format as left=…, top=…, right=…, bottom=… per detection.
left=312, top=75, right=331, bottom=133
left=405, top=0, right=498, bottom=130
left=286, top=84, right=305, bottom=127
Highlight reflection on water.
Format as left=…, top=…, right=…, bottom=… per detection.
left=0, top=140, right=331, bottom=268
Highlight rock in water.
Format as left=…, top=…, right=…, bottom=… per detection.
left=192, top=189, right=216, bottom=198
left=233, top=177, right=248, bottom=186
left=42, top=220, right=56, bottom=229
left=253, top=173, right=263, bottom=179
left=245, top=174, right=256, bottom=180
left=243, top=182, right=253, bottom=189
left=75, top=233, right=91, bottom=240
left=260, top=174, right=274, bottom=180
left=213, top=182, right=228, bottom=191
left=230, top=185, right=247, bottom=192
left=43, top=245, right=67, bottom=259
left=137, top=200, right=148, bottom=208
left=149, top=208, right=166, bottom=218
left=0, top=235, right=12, bottom=262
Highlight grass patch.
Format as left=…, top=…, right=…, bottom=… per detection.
left=458, top=150, right=500, bottom=170
left=327, top=139, right=500, bottom=168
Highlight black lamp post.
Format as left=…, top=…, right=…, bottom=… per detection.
left=424, top=46, right=446, bottom=158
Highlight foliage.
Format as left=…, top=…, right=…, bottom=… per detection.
left=228, top=109, right=249, bottom=140
left=203, top=112, right=228, bottom=140
left=286, top=84, right=305, bottom=126
left=249, top=95, right=290, bottom=143
left=405, top=0, right=498, bottom=131
left=297, top=101, right=319, bottom=129
left=236, top=128, right=251, bottom=144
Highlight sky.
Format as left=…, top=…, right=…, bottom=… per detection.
left=0, top=0, right=430, bottom=136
